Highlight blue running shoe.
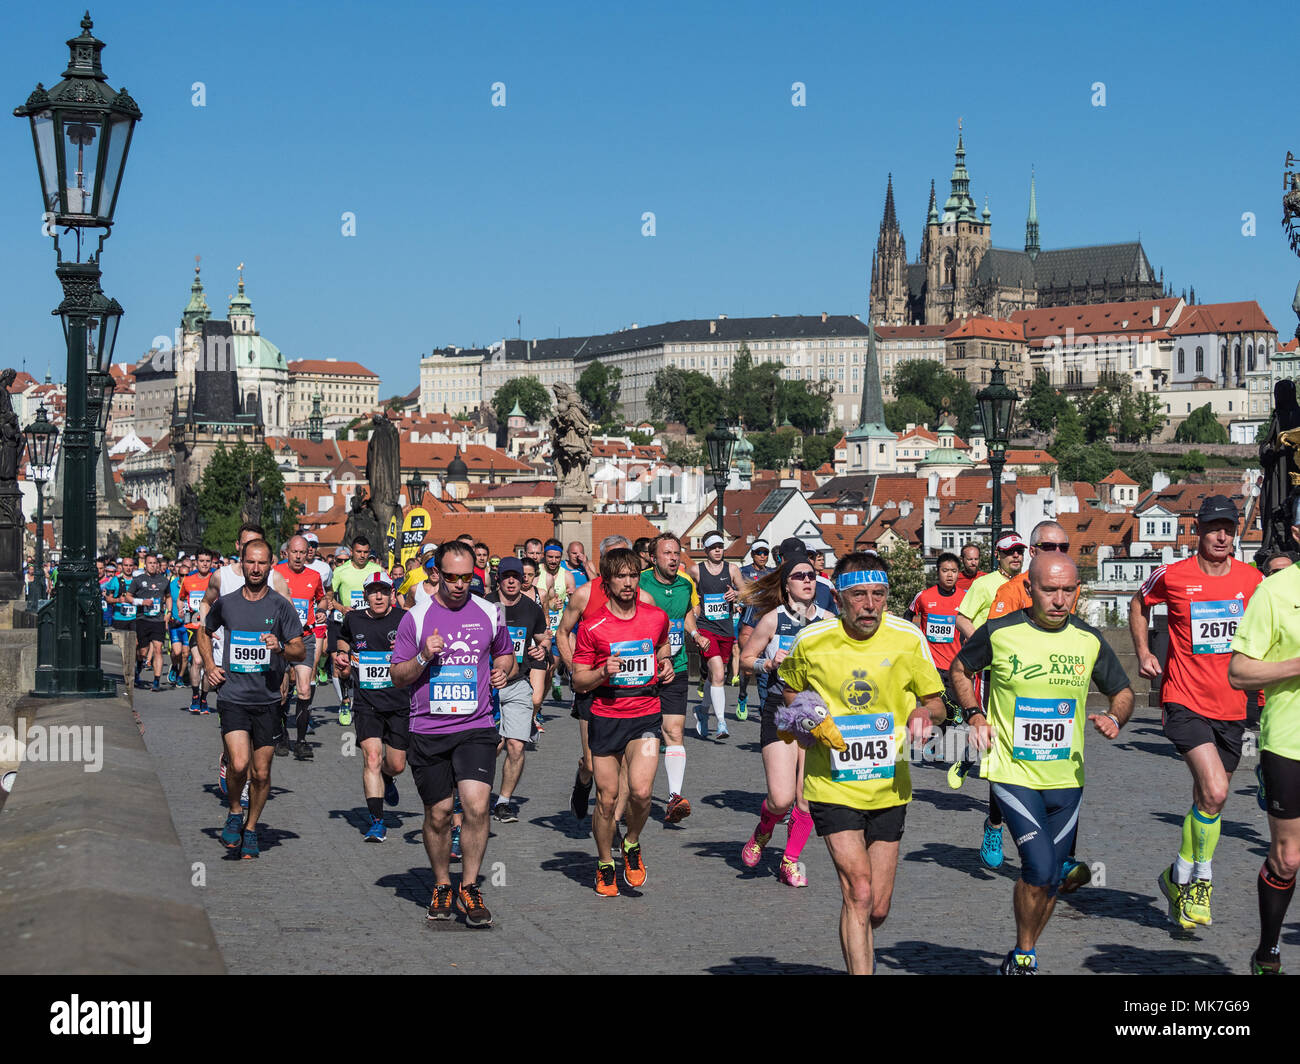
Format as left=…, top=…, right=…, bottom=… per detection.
left=736, top=693, right=748, bottom=721
left=168, top=666, right=179, bottom=686
left=240, top=828, right=260, bottom=860
left=451, top=825, right=462, bottom=861
left=1059, top=857, right=1091, bottom=894
left=383, top=774, right=399, bottom=807
left=364, top=816, right=387, bottom=843
left=189, top=697, right=201, bottom=714
left=221, top=812, right=243, bottom=849
left=694, top=703, right=709, bottom=739
left=980, top=818, right=1004, bottom=869
left=217, top=756, right=228, bottom=797
left=240, top=781, right=250, bottom=809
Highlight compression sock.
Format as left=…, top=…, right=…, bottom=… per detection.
left=1013, top=947, right=1037, bottom=966
left=756, top=800, right=782, bottom=838
left=191, top=685, right=200, bottom=701
left=710, top=684, right=725, bottom=726
left=1190, top=806, right=1220, bottom=880
left=332, top=676, right=343, bottom=703
left=987, top=789, right=1003, bottom=828
left=784, top=805, right=813, bottom=862
left=367, top=796, right=383, bottom=819
left=295, top=690, right=315, bottom=743
left=1258, top=863, right=1296, bottom=957
left=664, top=745, right=686, bottom=796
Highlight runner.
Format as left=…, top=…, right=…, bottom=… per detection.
left=180, top=549, right=215, bottom=714
left=167, top=560, right=189, bottom=686
left=274, top=535, right=326, bottom=760
left=572, top=547, right=673, bottom=896
left=537, top=539, right=575, bottom=700
left=523, top=538, right=544, bottom=567
left=687, top=531, right=743, bottom=739
left=633, top=537, right=654, bottom=572
left=950, top=531, right=1028, bottom=868
left=518, top=556, right=549, bottom=729
left=199, top=538, right=306, bottom=861
left=1227, top=519, right=1300, bottom=974
left=952, top=553, right=1133, bottom=974
left=739, top=549, right=835, bottom=886
left=1131, top=494, right=1263, bottom=929
left=902, top=551, right=966, bottom=727
left=127, top=552, right=170, bottom=692
left=639, top=533, right=707, bottom=825
left=334, top=571, right=407, bottom=842
left=304, top=534, right=332, bottom=682
left=564, top=541, right=594, bottom=588
left=956, top=543, right=984, bottom=592
left=778, top=551, right=946, bottom=973
left=330, top=536, right=385, bottom=727
left=390, top=539, right=515, bottom=928
left=735, top=539, right=773, bottom=721
left=486, top=557, right=549, bottom=822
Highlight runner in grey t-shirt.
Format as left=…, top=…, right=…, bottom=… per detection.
left=198, top=538, right=305, bottom=861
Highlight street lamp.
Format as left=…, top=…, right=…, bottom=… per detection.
left=23, top=404, right=59, bottom=610
left=14, top=13, right=141, bottom=696
left=705, top=420, right=737, bottom=535
left=406, top=469, right=427, bottom=508
left=977, top=361, right=1019, bottom=551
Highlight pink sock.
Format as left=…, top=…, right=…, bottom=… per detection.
left=784, top=806, right=813, bottom=861
left=756, top=800, right=782, bottom=837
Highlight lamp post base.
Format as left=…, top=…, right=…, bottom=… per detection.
left=32, top=574, right=113, bottom=697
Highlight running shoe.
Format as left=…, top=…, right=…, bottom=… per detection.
left=569, top=769, right=593, bottom=820
left=426, top=883, right=454, bottom=921
left=730, top=674, right=739, bottom=687
left=534, top=712, right=545, bottom=731
left=694, top=703, right=709, bottom=739
left=294, top=740, right=314, bottom=761
left=457, top=884, right=493, bottom=928
left=1157, top=866, right=1195, bottom=930
left=363, top=816, right=387, bottom=843
left=551, top=677, right=563, bottom=701
left=1257, top=762, right=1268, bottom=813
left=1184, top=879, right=1213, bottom=926
left=696, top=683, right=704, bottom=700
left=316, top=665, right=328, bottom=685
left=493, top=802, right=519, bottom=824
left=450, top=825, right=462, bottom=861
left=151, top=680, right=160, bottom=692
left=741, top=829, right=771, bottom=868
left=218, top=755, right=227, bottom=797
left=1058, top=858, right=1091, bottom=894
left=1252, top=948, right=1283, bottom=975
left=134, top=679, right=150, bottom=690
left=595, top=861, right=619, bottom=897
left=979, top=819, right=1004, bottom=870
left=777, top=856, right=807, bottom=888
left=220, top=811, right=244, bottom=849
left=189, top=697, right=201, bottom=714
left=622, top=842, right=647, bottom=888
left=383, top=774, right=399, bottom=807
left=199, top=700, right=210, bottom=715
left=947, top=759, right=972, bottom=790
left=240, top=781, right=250, bottom=809
left=338, top=698, right=353, bottom=727
left=168, top=666, right=179, bottom=686
left=664, top=793, right=692, bottom=825
left=240, top=828, right=259, bottom=860
left=715, top=723, right=730, bottom=740
left=736, top=694, right=748, bottom=721
left=998, top=950, right=1038, bottom=975
left=274, top=736, right=291, bottom=758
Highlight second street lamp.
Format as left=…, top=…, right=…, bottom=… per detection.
left=977, top=362, right=1019, bottom=551
left=705, top=421, right=737, bottom=535
left=406, top=469, right=427, bottom=508
left=23, top=404, right=59, bottom=611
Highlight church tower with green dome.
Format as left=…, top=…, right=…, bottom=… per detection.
left=844, top=318, right=895, bottom=473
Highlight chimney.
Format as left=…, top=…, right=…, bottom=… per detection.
left=709, top=320, right=717, bottom=335
left=718, top=314, right=727, bottom=320
left=1152, top=305, right=1160, bottom=326
left=899, top=499, right=913, bottom=517
left=821, top=311, right=828, bottom=323
left=927, top=472, right=940, bottom=497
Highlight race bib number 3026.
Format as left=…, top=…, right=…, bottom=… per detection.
left=1189, top=599, right=1241, bottom=655
left=829, top=714, right=896, bottom=782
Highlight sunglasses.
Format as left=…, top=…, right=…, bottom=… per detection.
left=752, top=550, right=770, bottom=556
left=1036, top=543, right=1069, bottom=553
left=439, top=571, right=474, bottom=584
left=1002, top=547, right=1027, bottom=555
left=788, top=570, right=816, bottom=580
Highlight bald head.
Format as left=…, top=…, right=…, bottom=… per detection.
left=1028, top=553, right=1078, bottom=628
left=1029, top=520, right=1067, bottom=552
left=285, top=534, right=308, bottom=570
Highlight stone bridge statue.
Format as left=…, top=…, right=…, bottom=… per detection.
left=550, top=381, right=592, bottom=498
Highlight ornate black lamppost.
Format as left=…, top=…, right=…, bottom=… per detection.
left=977, top=363, right=1019, bottom=551
left=23, top=404, right=59, bottom=610
left=704, top=421, right=737, bottom=535
left=406, top=470, right=427, bottom=508
left=14, top=13, right=140, bottom=695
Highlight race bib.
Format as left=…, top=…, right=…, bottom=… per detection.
left=119, top=602, right=137, bottom=620
left=509, top=625, right=528, bottom=663
left=926, top=613, right=956, bottom=644
left=429, top=664, right=478, bottom=715
left=778, top=633, right=795, bottom=652
left=350, top=589, right=364, bottom=608
left=548, top=608, right=561, bottom=633
left=668, top=618, right=684, bottom=654
left=293, top=597, right=310, bottom=624
left=229, top=631, right=270, bottom=673
left=1013, top=697, right=1076, bottom=761
left=610, top=638, right=656, bottom=688
left=187, top=590, right=204, bottom=612
left=1189, top=599, right=1242, bottom=655
left=356, top=650, right=393, bottom=690
left=141, top=597, right=160, bottom=617
left=702, top=594, right=728, bottom=620
left=829, top=714, right=896, bottom=782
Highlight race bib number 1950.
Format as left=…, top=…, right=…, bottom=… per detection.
left=1190, top=600, right=1241, bottom=655
left=1013, top=697, right=1076, bottom=761
left=829, top=714, right=896, bottom=782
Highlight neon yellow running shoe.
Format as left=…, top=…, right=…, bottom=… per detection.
left=1183, top=878, right=1212, bottom=926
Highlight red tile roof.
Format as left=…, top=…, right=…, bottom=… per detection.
left=465, top=480, right=555, bottom=500
left=335, top=441, right=532, bottom=475
left=943, top=315, right=1025, bottom=341
left=267, top=437, right=341, bottom=469
left=287, top=359, right=378, bottom=377
left=997, top=450, right=1058, bottom=466
left=1167, top=301, right=1275, bottom=337
left=877, top=324, right=949, bottom=340
left=1010, top=298, right=1181, bottom=347
left=1099, top=468, right=1137, bottom=485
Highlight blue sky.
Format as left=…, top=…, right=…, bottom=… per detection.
left=1, top=0, right=1296, bottom=397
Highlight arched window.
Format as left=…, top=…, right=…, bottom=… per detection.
left=943, top=250, right=954, bottom=286
left=1177, top=347, right=1185, bottom=375
left=1195, top=346, right=1204, bottom=375
left=1220, top=344, right=1227, bottom=378
left=1247, top=344, right=1254, bottom=372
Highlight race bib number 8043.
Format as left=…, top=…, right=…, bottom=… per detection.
left=829, top=714, right=896, bottom=782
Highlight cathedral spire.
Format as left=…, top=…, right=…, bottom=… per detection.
left=183, top=254, right=211, bottom=332
left=926, top=179, right=939, bottom=226
left=1024, top=167, right=1040, bottom=258
left=882, top=173, right=898, bottom=231
left=943, top=120, right=977, bottom=222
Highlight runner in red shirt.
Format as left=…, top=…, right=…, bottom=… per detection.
left=955, top=543, right=985, bottom=593
left=275, top=536, right=326, bottom=760
left=572, top=547, right=673, bottom=897
left=903, top=551, right=965, bottom=724
left=180, top=548, right=216, bottom=714
left=1131, top=495, right=1264, bottom=929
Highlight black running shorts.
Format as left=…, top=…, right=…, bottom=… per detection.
left=408, top=727, right=499, bottom=806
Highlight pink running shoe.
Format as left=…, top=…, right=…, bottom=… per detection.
left=741, top=830, right=771, bottom=869
left=777, top=856, right=808, bottom=888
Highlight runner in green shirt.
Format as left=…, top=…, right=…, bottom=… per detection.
left=329, top=535, right=384, bottom=724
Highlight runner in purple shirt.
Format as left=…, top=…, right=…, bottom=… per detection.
left=391, top=540, right=515, bottom=929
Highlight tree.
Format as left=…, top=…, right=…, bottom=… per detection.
left=726, top=347, right=784, bottom=432
left=1078, top=387, right=1114, bottom=444
left=647, top=367, right=723, bottom=436
left=1174, top=404, right=1228, bottom=445
left=1020, top=372, right=1067, bottom=435
left=1179, top=449, right=1208, bottom=474
left=198, top=442, right=296, bottom=555
left=664, top=439, right=704, bottom=467
left=1049, top=401, right=1085, bottom=454
left=884, top=395, right=936, bottom=433
left=1121, top=388, right=1165, bottom=444
left=891, top=359, right=977, bottom=435
left=881, top=541, right=926, bottom=614
left=576, top=360, right=622, bottom=425
left=802, top=434, right=836, bottom=470
left=491, top=377, right=551, bottom=424
left=750, top=431, right=794, bottom=470
left=779, top=377, right=835, bottom=434
left=1256, top=421, right=1273, bottom=445
left=1117, top=448, right=1157, bottom=491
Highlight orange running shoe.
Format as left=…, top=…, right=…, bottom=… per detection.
left=426, top=883, right=454, bottom=922
left=622, top=842, right=648, bottom=888
left=595, top=861, right=619, bottom=897
left=664, top=793, right=692, bottom=824
left=457, top=883, right=493, bottom=928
